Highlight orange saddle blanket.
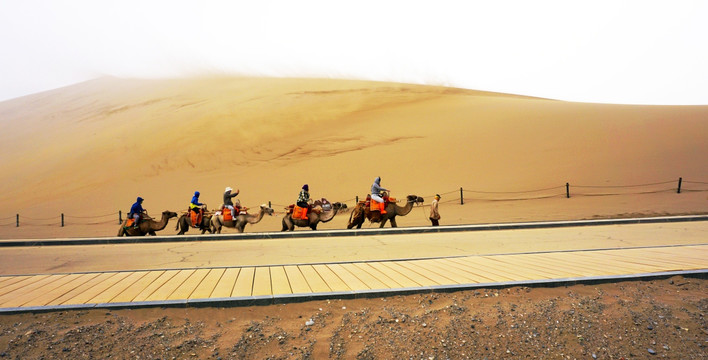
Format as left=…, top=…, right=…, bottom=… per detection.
left=368, top=195, right=392, bottom=214
left=190, top=210, right=202, bottom=228
left=289, top=205, right=308, bottom=220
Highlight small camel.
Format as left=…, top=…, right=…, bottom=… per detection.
left=117, top=210, right=178, bottom=236
left=210, top=204, right=274, bottom=234
left=281, top=199, right=341, bottom=231
left=175, top=208, right=213, bottom=235
left=347, top=194, right=424, bottom=229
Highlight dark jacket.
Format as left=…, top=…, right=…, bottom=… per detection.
left=297, top=189, right=310, bottom=204
left=224, top=190, right=238, bottom=206
left=130, top=198, right=144, bottom=216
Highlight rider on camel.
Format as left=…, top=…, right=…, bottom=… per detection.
left=297, top=184, right=310, bottom=208
left=223, top=187, right=240, bottom=219
left=129, top=197, right=145, bottom=228
left=370, top=177, right=389, bottom=214
left=294, top=184, right=311, bottom=220
left=190, top=191, right=205, bottom=228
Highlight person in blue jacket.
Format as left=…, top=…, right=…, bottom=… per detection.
left=190, top=191, right=204, bottom=213
left=189, top=191, right=206, bottom=229
left=129, top=197, right=145, bottom=228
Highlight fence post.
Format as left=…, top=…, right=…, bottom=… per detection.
left=677, top=177, right=682, bottom=194
left=460, top=187, right=464, bottom=205
left=118, top=210, right=122, bottom=224
left=61, top=213, right=64, bottom=227
left=268, top=201, right=271, bottom=208
left=16, top=214, right=19, bottom=227
left=566, top=183, right=570, bottom=198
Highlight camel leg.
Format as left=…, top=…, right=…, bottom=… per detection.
left=356, top=220, right=363, bottom=229
left=389, top=217, right=398, bottom=228
left=281, top=217, right=289, bottom=231
left=176, top=217, right=184, bottom=235
left=310, top=222, right=317, bottom=230
left=148, top=230, right=156, bottom=236
left=379, top=217, right=388, bottom=228
left=117, top=227, right=124, bottom=237
left=213, top=218, right=222, bottom=234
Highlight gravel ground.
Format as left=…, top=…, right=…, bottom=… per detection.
left=0, top=275, right=705, bottom=359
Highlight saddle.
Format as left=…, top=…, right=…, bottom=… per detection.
left=366, top=194, right=393, bottom=214
left=124, top=213, right=147, bottom=229
left=219, top=204, right=244, bottom=222
left=287, top=204, right=309, bottom=220
left=124, top=217, right=138, bottom=229
left=189, top=207, right=204, bottom=228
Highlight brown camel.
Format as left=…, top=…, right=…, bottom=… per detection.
left=347, top=194, right=424, bottom=229
left=281, top=199, right=341, bottom=231
left=210, top=204, right=274, bottom=234
left=175, top=207, right=213, bottom=235
left=117, top=210, right=178, bottom=236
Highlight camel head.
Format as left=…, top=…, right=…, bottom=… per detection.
left=163, top=210, right=179, bottom=219
left=332, top=202, right=347, bottom=211
left=260, top=204, right=275, bottom=216
left=406, top=195, right=424, bottom=205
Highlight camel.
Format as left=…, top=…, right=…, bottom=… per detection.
left=281, top=199, right=341, bottom=231
left=347, top=194, right=424, bottom=229
left=210, top=204, right=275, bottom=234
left=175, top=207, right=213, bottom=235
left=117, top=210, right=178, bottom=236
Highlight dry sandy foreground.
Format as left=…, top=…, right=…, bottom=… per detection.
left=0, top=276, right=705, bottom=359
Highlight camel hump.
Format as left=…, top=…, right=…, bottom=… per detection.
left=312, top=198, right=332, bottom=212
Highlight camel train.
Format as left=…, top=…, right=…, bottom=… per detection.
left=118, top=192, right=423, bottom=236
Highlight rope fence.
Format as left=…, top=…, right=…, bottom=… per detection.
left=2, top=212, right=123, bottom=228
left=2, top=177, right=707, bottom=228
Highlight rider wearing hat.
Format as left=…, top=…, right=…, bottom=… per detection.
left=223, top=186, right=240, bottom=219
left=297, top=184, right=310, bottom=208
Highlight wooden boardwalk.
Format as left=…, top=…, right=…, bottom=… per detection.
left=1, top=244, right=706, bottom=312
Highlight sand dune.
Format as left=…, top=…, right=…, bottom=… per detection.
left=0, top=76, right=706, bottom=238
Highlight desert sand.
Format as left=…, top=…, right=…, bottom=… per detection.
left=0, top=77, right=706, bottom=359
left=0, top=76, right=706, bottom=238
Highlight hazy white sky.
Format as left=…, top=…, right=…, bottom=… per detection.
left=1, top=0, right=707, bottom=104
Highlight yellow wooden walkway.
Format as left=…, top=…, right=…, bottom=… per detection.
left=0, top=244, right=706, bottom=312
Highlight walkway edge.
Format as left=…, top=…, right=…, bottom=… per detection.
left=0, top=215, right=706, bottom=247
